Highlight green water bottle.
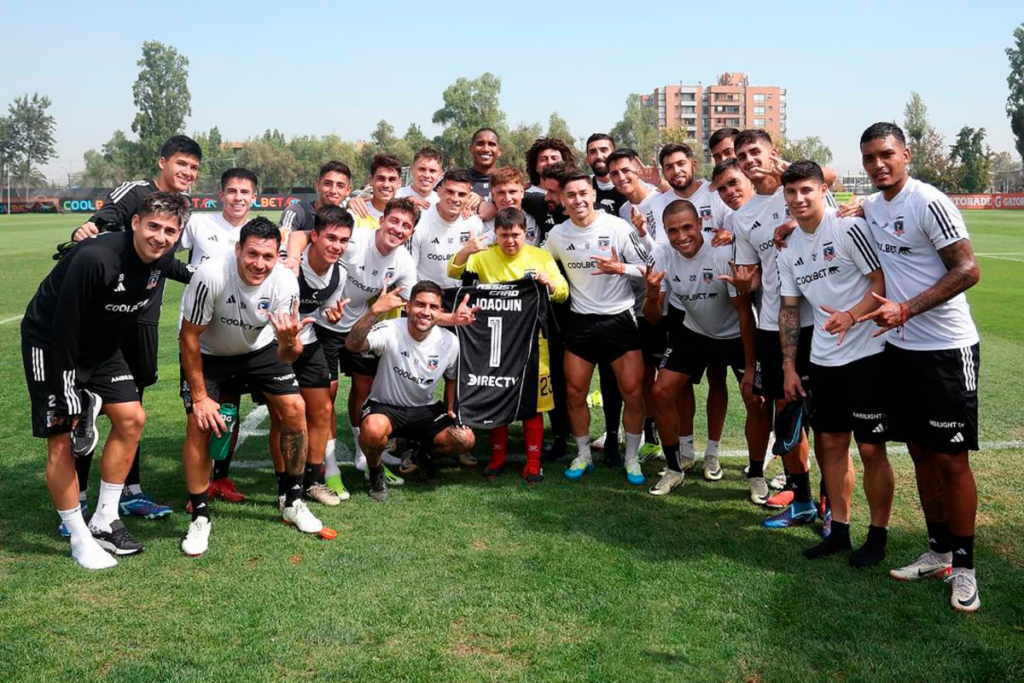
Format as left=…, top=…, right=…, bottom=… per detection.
left=208, top=403, right=239, bottom=461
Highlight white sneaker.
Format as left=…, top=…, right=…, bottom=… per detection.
left=592, top=432, right=608, bottom=451
left=703, top=454, right=723, bottom=481
left=749, top=477, right=770, bottom=505
left=283, top=499, right=323, bottom=534
left=306, top=483, right=341, bottom=507
left=769, top=473, right=787, bottom=491
left=649, top=470, right=684, bottom=496
left=681, top=457, right=696, bottom=473
left=181, top=517, right=212, bottom=556
left=946, top=568, right=980, bottom=612
left=890, top=551, right=953, bottom=582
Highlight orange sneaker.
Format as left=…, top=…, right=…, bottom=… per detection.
left=765, top=490, right=794, bottom=509
left=209, top=477, right=246, bottom=503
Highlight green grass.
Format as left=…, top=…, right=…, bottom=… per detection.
left=0, top=210, right=1022, bottom=683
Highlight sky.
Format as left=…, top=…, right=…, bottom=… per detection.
left=3, top=0, right=1021, bottom=181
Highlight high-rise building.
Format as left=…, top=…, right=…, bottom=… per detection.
left=641, top=72, right=787, bottom=162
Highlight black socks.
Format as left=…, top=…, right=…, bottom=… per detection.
left=850, top=525, right=889, bottom=568
left=189, top=490, right=210, bottom=521
left=804, top=521, right=851, bottom=559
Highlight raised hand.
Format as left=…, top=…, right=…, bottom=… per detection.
left=630, top=205, right=649, bottom=237
left=644, top=266, right=666, bottom=295
left=463, top=193, right=483, bottom=218
left=370, top=282, right=406, bottom=316
left=820, top=305, right=856, bottom=345
left=323, top=297, right=351, bottom=324
left=639, top=157, right=661, bottom=186
left=452, top=294, right=482, bottom=326
left=717, top=261, right=754, bottom=294
left=270, top=299, right=316, bottom=346
left=856, top=292, right=908, bottom=336
left=592, top=246, right=625, bottom=276
left=461, top=230, right=489, bottom=256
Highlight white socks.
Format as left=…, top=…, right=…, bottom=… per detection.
left=679, top=435, right=696, bottom=463
left=324, top=438, right=340, bottom=478
left=624, top=432, right=642, bottom=463
left=60, top=506, right=116, bottom=570
left=126, top=484, right=143, bottom=496
left=381, top=450, right=401, bottom=466
left=575, top=436, right=592, bottom=463
left=353, top=427, right=367, bottom=471
left=89, top=480, right=123, bottom=532
left=705, top=439, right=720, bottom=458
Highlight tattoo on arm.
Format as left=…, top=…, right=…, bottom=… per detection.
left=280, top=428, right=307, bottom=476
left=779, top=299, right=801, bottom=368
left=905, top=240, right=980, bottom=319
left=344, top=311, right=376, bottom=353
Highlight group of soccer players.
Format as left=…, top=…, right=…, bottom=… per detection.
left=22, top=121, right=984, bottom=613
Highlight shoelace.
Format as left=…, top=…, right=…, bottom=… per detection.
left=571, top=458, right=590, bottom=470
left=945, top=572, right=973, bottom=591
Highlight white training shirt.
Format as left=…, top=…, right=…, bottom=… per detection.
left=861, top=178, right=979, bottom=351
left=317, top=227, right=416, bottom=334
left=482, top=211, right=541, bottom=247
left=396, top=185, right=440, bottom=206
left=542, top=211, right=652, bottom=315
left=653, top=240, right=741, bottom=339
left=177, top=213, right=243, bottom=330
left=647, top=180, right=731, bottom=245
left=409, top=205, right=485, bottom=288
left=182, top=256, right=299, bottom=357
left=732, top=187, right=814, bottom=331
left=297, top=246, right=347, bottom=345
left=366, top=318, right=459, bottom=407
left=778, top=212, right=885, bottom=366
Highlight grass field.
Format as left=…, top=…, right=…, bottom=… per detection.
left=0, top=210, right=1022, bottom=683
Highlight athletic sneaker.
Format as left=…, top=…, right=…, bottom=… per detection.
left=459, top=453, right=478, bottom=468
left=398, top=449, right=418, bottom=476
left=523, top=469, right=544, bottom=484
left=564, top=457, right=593, bottom=481
left=181, top=517, right=212, bottom=556
left=119, top=490, right=173, bottom=519
left=649, top=470, right=684, bottom=496
left=483, top=461, right=506, bottom=477
left=208, top=477, right=245, bottom=503
left=624, top=459, right=645, bottom=486
left=363, top=465, right=404, bottom=486
left=749, top=477, right=770, bottom=505
left=765, top=490, right=794, bottom=510
left=638, top=442, right=662, bottom=463
left=368, top=470, right=389, bottom=502
left=946, top=568, right=981, bottom=612
left=889, top=551, right=953, bottom=582
left=762, top=503, right=818, bottom=529
left=769, top=473, right=787, bottom=491
left=70, top=389, right=103, bottom=458
left=282, top=499, right=323, bottom=533
left=703, top=454, right=723, bottom=481
left=305, top=483, right=341, bottom=507
left=587, top=389, right=603, bottom=407
left=90, top=520, right=144, bottom=555
left=681, top=457, right=696, bottom=473
left=324, top=474, right=351, bottom=502
left=59, top=502, right=89, bottom=538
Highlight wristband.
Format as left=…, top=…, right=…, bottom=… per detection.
left=898, top=302, right=910, bottom=325
left=843, top=310, right=856, bottom=326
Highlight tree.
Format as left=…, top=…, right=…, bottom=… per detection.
left=131, top=41, right=192, bottom=176
left=403, top=124, right=430, bottom=156
left=777, top=135, right=833, bottom=166
left=547, top=112, right=580, bottom=159
left=610, top=93, right=660, bottom=164
left=950, top=126, right=990, bottom=192
left=1006, top=24, right=1024, bottom=168
left=2, top=93, right=57, bottom=196
left=902, top=92, right=950, bottom=189
left=432, top=73, right=506, bottom=167
left=192, top=126, right=227, bottom=192
left=236, top=138, right=302, bottom=191
left=502, top=122, right=545, bottom=177
left=990, top=149, right=1022, bottom=191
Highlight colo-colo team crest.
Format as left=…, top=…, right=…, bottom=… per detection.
left=702, top=268, right=714, bottom=284
left=427, top=355, right=439, bottom=370
left=823, top=243, right=836, bottom=261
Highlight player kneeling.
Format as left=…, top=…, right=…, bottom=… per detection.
left=345, top=281, right=475, bottom=501
left=643, top=200, right=758, bottom=496
left=778, top=162, right=894, bottom=565
left=179, top=217, right=322, bottom=556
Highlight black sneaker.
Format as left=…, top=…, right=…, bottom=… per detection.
left=368, top=470, right=389, bottom=502
left=71, top=389, right=103, bottom=458
left=90, top=519, right=144, bottom=555
left=541, top=438, right=566, bottom=463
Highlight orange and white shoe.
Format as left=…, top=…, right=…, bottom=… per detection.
left=765, top=489, right=794, bottom=509
left=209, top=477, right=245, bottom=503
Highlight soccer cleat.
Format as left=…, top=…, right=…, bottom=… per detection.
left=364, top=465, right=404, bottom=486
left=181, top=517, right=212, bottom=556
left=762, top=503, right=818, bottom=529
left=821, top=508, right=832, bottom=538
left=522, top=468, right=544, bottom=484
left=765, top=490, right=795, bottom=510
left=119, top=490, right=173, bottom=519
left=458, top=453, right=478, bottom=468
left=59, top=502, right=89, bottom=538
left=398, top=449, right=418, bottom=476
left=283, top=499, right=323, bottom=533
left=208, top=477, right=245, bottom=503
left=649, top=470, right=684, bottom=496
left=305, top=483, right=341, bottom=507
left=749, top=477, right=770, bottom=505
left=703, top=454, right=723, bottom=481
left=324, top=474, right=351, bottom=502
left=71, top=389, right=103, bottom=458
left=889, top=551, right=953, bottom=582
left=90, top=519, right=144, bottom=555
left=946, top=568, right=981, bottom=612
left=681, top=457, right=696, bottom=473
left=624, top=459, right=645, bottom=486
left=637, top=442, right=663, bottom=464
left=769, top=473, right=788, bottom=491
left=368, top=470, right=390, bottom=502
left=564, top=457, right=593, bottom=480
left=483, top=461, right=506, bottom=478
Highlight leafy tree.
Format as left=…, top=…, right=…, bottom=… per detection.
left=2, top=93, right=57, bottom=195
left=610, top=94, right=660, bottom=164
left=403, top=124, right=431, bottom=156
left=902, top=92, right=949, bottom=188
left=80, top=130, right=138, bottom=186
left=501, top=122, right=545, bottom=177
left=777, top=135, right=833, bottom=166
left=236, top=139, right=302, bottom=191
left=1006, top=24, right=1024, bottom=168
left=131, top=41, right=192, bottom=177
left=432, top=73, right=506, bottom=167
left=191, top=126, right=227, bottom=192
left=949, top=126, right=990, bottom=192
left=990, top=149, right=1022, bottom=191
left=547, top=112, right=580, bottom=159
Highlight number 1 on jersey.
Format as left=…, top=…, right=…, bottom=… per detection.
left=487, top=316, right=502, bottom=367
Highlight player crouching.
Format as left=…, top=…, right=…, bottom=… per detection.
left=179, top=217, right=323, bottom=556
left=345, top=281, right=475, bottom=501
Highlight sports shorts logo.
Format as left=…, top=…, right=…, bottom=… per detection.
left=110, top=374, right=134, bottom=383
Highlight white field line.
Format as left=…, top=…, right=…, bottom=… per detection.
left=976, top=254, right=1024, bottom=263
left=0, top=314, right=23, bottom=325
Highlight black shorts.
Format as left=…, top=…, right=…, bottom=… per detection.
left=180, top=343, right=300, bottom=413
left=754, top=327, right=812, bottom=400
left=884, top=342, right=979, bottom=453
left=22, top=334, right=139, bottom=438
left=564, top=310, right=641, bottom=366
left=661, top=325, right=745, bottom=384
left=361, top=400, right=455, bottom=444
left=638, top=316, right=668, bottom=366
left=809, top=354, right=888, bottom=443
left=315, top=325, right=380, bottom=381
left=293, top=342, right=331, bottom=389
left=120, top=320, right=159, bottom=388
